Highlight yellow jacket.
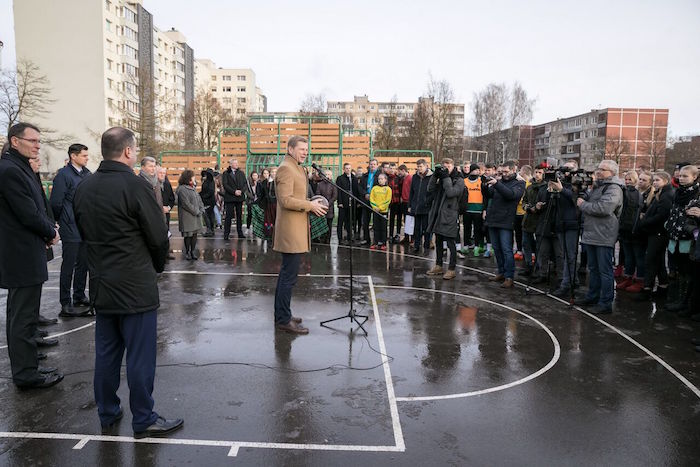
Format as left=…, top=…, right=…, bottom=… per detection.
left=370, top=186, right=392, bottom=213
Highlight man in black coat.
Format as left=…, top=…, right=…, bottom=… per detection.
left=408, top=159, right=434, bottom=253
left=74, top=127, right=183, bottom=439
left=485, top=160, right=526, bottom=288
left=222, top=158, right=249, bottom=239
left=335, top=162, right=358, bottom=244
left=0, top=122, right=63, bottom=389
left=50, top=143, right=93, bottom=317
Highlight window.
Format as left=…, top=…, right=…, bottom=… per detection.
left=211, top=75, right=216, bottom=81
left=237, top=75, right=246, bottom=81
left=223, top=98, right=232, bottom=104
left=122, top=44, right=137, bottom=60
left=107, top=78, right=113, bottom=89
left=210, top=87, right=217, bottom=93
left=123, top=7, right=137, bottom=23
left=106, top=58, right=113, bottom=70
left=107, top=98, right=114, bottom=108
left=123, top=26, right=138, bottom=41
left=223, top=86, right=232, bottom=92
left=177, top=62, right=185, bottom=73
left=237, top=97, right=246, bottom=104
left=123, top=63, right=138, bottom=76
left=105, top=0, right=111, bottom=11
left=105, top=19, right=112, bottom=32
left=237, top=108, right=246, bottom=114
left=237, top=86, right=246, bottom=92
left=222, top=75, right=231, bottom=81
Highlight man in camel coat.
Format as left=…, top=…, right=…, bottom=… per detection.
left=273, top=136, right=328, bottom=334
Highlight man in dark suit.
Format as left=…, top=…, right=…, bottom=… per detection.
left=0, top=122, right=63, bottom=389
left=50, top=143, right=93, bottom=317
left=74, top=127, right=183, bottom=439
left=335, top=162, right=357, bottom=244
left=222, top=158, right=249, bottom=239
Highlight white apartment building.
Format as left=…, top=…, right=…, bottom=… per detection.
left=194, top=58, right=267, bottom=119
left=14, top=0, right=194, bottom=171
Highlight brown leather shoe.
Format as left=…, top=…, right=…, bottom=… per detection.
left=501, top=278, right=514, bottom=288
left=426, top=265, right=444, bottom=275
left=488, top=274, right=505, bottom=282
left=443, top=269, right=456, bottom=280
left=276, top=321, right=309, bottom=334
left=291, top=316, right=302, bottom=324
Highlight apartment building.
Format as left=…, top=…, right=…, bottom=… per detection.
left=194, top=59, right=267, bottom=119
left=14, top=0, right=194, bottom=171
left=473, top=108, right=668, bottom=171
left=326, top=95, right=466, bottom=140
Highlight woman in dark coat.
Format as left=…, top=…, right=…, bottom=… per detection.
left=200, top=169, right=216, bottom=237
left=314, top=169, right=338, bottom=243
left=176, top=170, right=204, bottom=260
left=426, top=159, right=464, bottom=280
left=259, top=167, right=278, bottom=240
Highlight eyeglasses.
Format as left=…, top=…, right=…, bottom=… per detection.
left=16, top=137, right=42, bottom=145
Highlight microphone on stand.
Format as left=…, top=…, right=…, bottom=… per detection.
left=311, top=163, right=323, bottom=172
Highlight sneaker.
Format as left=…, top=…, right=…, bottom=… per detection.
left=426, top=265, right=444, bottom=275
left=614, top=265, right=624, bottom=280
left=473, top=247, right=482, bottom=257
left=459, top=247, right=469, bottom=254
left=370, top=244, right=378, bottom=250
left=482, top=249, right=492, bottom=258
left=380, top=244, right=387, bottom=251
left=514, top=252, right=524, bottom=261
left=457, top=251, right=466, bottom=259
left=443, top=269, right=456, bottom=280
left=625, top=280, right=645, bottom=293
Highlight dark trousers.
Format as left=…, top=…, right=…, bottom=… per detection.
left=274, top=253, right=302, bottom=325
left=374, top=212, right=387, bottom=245
left=337, top=206, right=352, bottom=241
left=203, top=206, right=215, bottom=233
left=622, top=238, right=646, bottom=279
left=522, top=231, right=537, bottom=271
left=6, top=285, right=42, bottom=385
left=94, top=310, right=158, bottom=431
left=690, top=261, right=700, bottom=315
left=224, top=201, right=243, bottom=237
left=60, top=241, right=88, bottom=306
left=463, top=212, right=484, bottom=247
left=389, top=203, right=402, bottom=238
left=355, top=202, right=363, bottom=233
left=436, top=234, right=457, bottom=270
left=514, top=215, right=524, bottom=252
left=362, top=206, right=373, bottom=242
left=644, top=234, right=668, bottom=289
left=413, top=214, right=430, bottom=249
left=536, top=234, right=562, bottom=279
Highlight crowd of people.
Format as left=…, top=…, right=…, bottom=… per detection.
left=1, top=121, right=700, bottom=436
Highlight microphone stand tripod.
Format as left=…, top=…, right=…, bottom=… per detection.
left=312, top=165, right=388, bottom=336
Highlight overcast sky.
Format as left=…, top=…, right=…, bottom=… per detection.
left=2, top=0, right=699, bottom=136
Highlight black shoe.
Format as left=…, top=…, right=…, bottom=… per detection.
left=551, top=287, right=570, bottom=298
left=167, top=254, right=176, bottom=260
left=690, top=337, right=700, bottom=346
left=35, top=329, right=49, bottom=338
left=73, top=298, right=91, bottom=308
left=529, top=276, right=546, bottom=285
left=16, top=373, right=64, bottom=389
left=411, top=247, right=420, bottom=254
left=38, top=314, right=58, bottom=326
left=651, top=287, right=668, bottom=299
left=38, top=366, right=57, bottom=374
left=223, top=235, right=230, bottom=241
left=37, top=352, right=47, bottom=361
left=589, top=304, right=612, bottom=315
left=101, top=408, right=124, bottom=435
left=360, top=240, right=370, bottom=246
left=59, top=305, right=92, bottom=318
left=191, top=250, right=199, bottom=260
left=35, top=337, right=59, bottom=347
left=518, top=268, right=532, bottom=277
left=133, top=416, right=184, bottom=439
left=238, top=233, right=246, bottom=239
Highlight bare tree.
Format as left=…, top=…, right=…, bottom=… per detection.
left=374, top=95, right=400, bottom=150
left=400, top=99, right=431, bottom=152
left=605, top=135, right=631, bottom=165
left=299, top=93, right=327, bottom=116
left=639, top=119, right=667, bottom=170
left=189, top=90, right=233, bottom=151
left=425, top=76, right=458, bottom=159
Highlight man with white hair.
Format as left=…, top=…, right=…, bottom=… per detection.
left=576, top=159, right=624, bottom=314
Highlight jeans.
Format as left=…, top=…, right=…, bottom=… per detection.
left=489, top=227, right=515, bottom=278
left=584, top=244, right=615, bottom=307
left=94, top=310, right=159, bottom=431
left=274, top=253, right=302, bottom=325
left=436, top=234, right=457, bottom=270
left=621, top=238, right=646, bottom=279
left=559, top=229, right=579, bottom=288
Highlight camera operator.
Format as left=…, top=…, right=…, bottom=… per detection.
left=576, top=160, right=624, bottom=314
left=543, top=161, right=584, bottom=297
left=426, top=159, right=464, bottom=280
left=485, top=160, right=526, bottom=288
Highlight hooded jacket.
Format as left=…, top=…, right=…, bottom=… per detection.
left=427, top=169, right=464, bottom=238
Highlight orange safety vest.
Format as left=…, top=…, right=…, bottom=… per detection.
left=464, top=177, right=483, bottom=204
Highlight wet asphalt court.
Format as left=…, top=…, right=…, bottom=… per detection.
left=1, top=233, right=699, bottom=466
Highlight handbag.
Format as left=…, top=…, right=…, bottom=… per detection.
left=404, top=215, right=415, bottom=235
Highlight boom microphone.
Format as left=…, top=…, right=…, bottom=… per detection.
left=311, top=163, right=323, bottom=171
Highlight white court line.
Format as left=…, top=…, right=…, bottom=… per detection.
left=0, top=432, right=404, bottom=456
left=337, top=244, right=700, bottom=400
left=367, top=276, right=406, bottom=451
left=162, top=270, right=352, bottom=278
left=375, top=285, right=561, bottom=402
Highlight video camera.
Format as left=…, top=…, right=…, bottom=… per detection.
left=433, top=164, right=449, bottom=179
left=543, top=167, right=591, bottom=184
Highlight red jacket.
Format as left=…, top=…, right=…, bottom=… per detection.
left=387, top=173, right=402, bottom=204
left=401, top=173, right=412, bottom=202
